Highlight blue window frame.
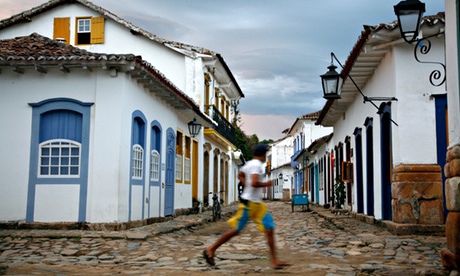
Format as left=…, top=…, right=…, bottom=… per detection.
left=129, top=110, right=147, bottom=221
left=27, top=98, right=93, bottom=222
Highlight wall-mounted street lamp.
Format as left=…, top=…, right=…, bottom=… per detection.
left=320, top=52, right=398, bottom=126
left=320, top=63, right=343, bottom=100
left=393, top=0, right=445, bottom=87
left=320, top=53, right=398, bottom=104
left=188, top=118, right=202, bottom=138
left=393, top=0, right=426, bottom=44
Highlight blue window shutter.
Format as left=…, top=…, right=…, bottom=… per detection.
left=40, top=110, right=82, bottom=143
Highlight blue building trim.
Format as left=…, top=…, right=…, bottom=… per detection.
left=353, top=127, right=364, bottom=213
left=27, top=98, right=93, bottom=222
left=149, top=120, right=163, bottom=218
left=364, top=117, right=374, bottom=216
left=314, top=163, right=319, bottom=203
left=129, top=110, right=147, bottom=221
left=379, top=103, right=393, bottom=221
left=433, top=94, right=448, bottom=221
left=164, top=128, right=176, bottom=216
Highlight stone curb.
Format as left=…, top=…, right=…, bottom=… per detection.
left=0, top=206, right=238, bottom=240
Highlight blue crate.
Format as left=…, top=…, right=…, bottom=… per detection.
left=291, top=194, right=309, bottom=212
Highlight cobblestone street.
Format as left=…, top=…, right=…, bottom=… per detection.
left=0, top=201, right=453, bottom=275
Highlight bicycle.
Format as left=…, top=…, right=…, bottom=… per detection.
left=209, top=191, right=223, bottom=221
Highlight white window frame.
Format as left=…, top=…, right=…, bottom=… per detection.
left=77, top=18, right=91, bottom=33
left=184, top=156, right=191, bottom=182
left=150, top=150, right=160, bottom=181
left=38, top=139, right=81, bottom=178
left=175, top=154, right=182, bottom=181
left=132, top=144, right=143, bottom=179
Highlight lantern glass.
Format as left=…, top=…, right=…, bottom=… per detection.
left=188, top=118, right=202, bottom=138
left=394, top=0, right=425, bottom=43
left=320, top=64, right=343, bottom=99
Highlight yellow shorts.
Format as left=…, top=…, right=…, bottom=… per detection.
left=227, top=201, right=275, bottom=233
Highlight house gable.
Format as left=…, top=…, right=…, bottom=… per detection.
left=0, top=0, right=244, bottom=100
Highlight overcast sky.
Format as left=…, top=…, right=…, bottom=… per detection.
left=0, top=0, right=445, bottom=140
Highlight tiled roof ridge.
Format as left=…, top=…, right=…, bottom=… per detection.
left=0, top=32, right=136, bottom=61
left=299, top=110, right=321, bottom=120
left=307, top=133, right=333, bottom=152
left=0, top=32, right=213, bottom=126
left=364, top=11, right=445, bottom=33
left=0, top=0, right=217, bottom=56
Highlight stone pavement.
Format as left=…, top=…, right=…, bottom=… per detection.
left=0, top=201, right=458, bottom=275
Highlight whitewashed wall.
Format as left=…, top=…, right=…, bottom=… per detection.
left=393, top=40, right=445, bottom=165
left=0, top=5, right=187, bottom=93
left=329, top=36, right=445, bottom=219
left=0, top=65, right=188, bottom=222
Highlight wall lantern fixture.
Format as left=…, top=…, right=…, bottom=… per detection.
left=302, top=153, right=309, bottom=168
left=278, top=173, right=283, bottom=180
left=320, top=52, right=399, bottom=125
left=393, top=0, right=425, bottom=44
left=188, top=118, right=202, bottom=138
left=320, top=63, right=343, bottom=100
left=393, top=0, right=446, bottom=87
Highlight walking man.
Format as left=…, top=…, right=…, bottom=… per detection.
left=203, top=143, right=291, bottom=269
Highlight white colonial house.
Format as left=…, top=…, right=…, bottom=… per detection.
left=287, top=111, right=333, bottom=199
left=265, top=135, right=294, bottom=201
left=304, top=133, right=334, bottom=207
left=314, top=13, right=446, bottom=234
left=0, top=0, right=244, bottom=225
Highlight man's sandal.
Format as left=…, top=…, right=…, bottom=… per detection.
left=203, top=249, right=215, bottom=266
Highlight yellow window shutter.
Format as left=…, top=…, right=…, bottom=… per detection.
left=53, top=17, right=70, bottom=44
left=91, top=16, right=105, bottom=44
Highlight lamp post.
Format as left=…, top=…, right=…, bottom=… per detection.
left=393, top=0, right=426, bottom=44
left=187, top=118, right=202, bottom=138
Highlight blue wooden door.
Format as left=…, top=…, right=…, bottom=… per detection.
left=434, top=94, right=448, bottom=221
left=379, top=104, right=392, bottom=221
left=354, top=128, right=364, bottom=213
left=164, top=128, right=175, bottom=216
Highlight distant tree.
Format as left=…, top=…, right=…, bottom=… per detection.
left=232, top=105, right=252, bottom=161
left=231, top=102, right=271, bottom=161
left=234, top=122, right=252, bottom=161
left=260, top=139, right=274, bottom=145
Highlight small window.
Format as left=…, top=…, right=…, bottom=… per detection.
left=39, top=139, right=80, bottom=177
left=175, top=154, right=182, bottom=181
left=77, top=18, right=91, bottom=44
left=78, top=18, right=91, bottom=33
left=184, top=157, right=191, bottom=182
left=150, top=150, right=160, bottom=181
left=176, top=132, right=183, bottom=182
left=132, top=144, right=143, bottom=179
left=184, top=137, right=191, bottom=183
